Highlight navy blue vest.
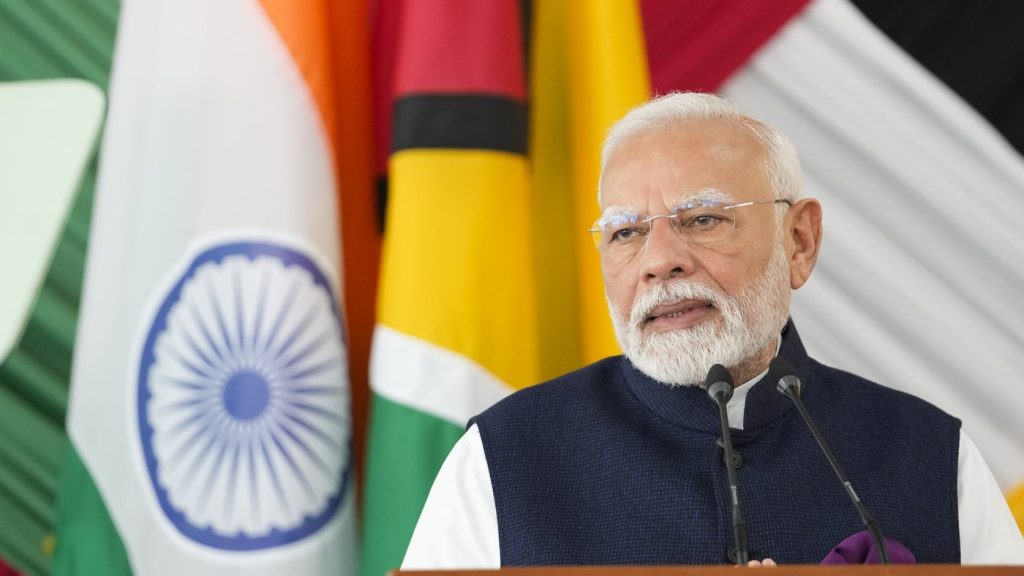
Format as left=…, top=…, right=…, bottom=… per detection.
left=470, top=323, right=961, bottom=565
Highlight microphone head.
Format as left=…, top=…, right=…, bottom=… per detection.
left=769, top=356, right=802, bottom=398
left=705, top=363, right=734, bottom=402
left=777, top=375, right=802, bottom=398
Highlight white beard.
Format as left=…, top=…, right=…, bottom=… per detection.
left=610, top=240, right=792, bottom=387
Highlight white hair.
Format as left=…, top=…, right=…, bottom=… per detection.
left=599, top=92, right=802, bottom=205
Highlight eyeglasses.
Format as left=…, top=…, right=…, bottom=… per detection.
left=588, top=198, right=791, bottom=257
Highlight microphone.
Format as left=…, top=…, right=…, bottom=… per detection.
left=705, top=364, right=748, bottom=565
left=771, top=358, right=890, bottom=564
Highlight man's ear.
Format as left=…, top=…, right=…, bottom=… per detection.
left=787, top=198, right=822, bottom=290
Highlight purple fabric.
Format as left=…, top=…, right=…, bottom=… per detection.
left=820, top=531, right=916, bottom=564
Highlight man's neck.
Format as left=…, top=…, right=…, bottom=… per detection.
left=731, top=335, right=780, bottom=386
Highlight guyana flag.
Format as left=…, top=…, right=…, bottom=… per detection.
left=361, top=2, right=540, bottom=575
left=360, top=1, right=655, bottom=574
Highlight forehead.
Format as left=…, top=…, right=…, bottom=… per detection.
left=600, top=119, right=770, bottom=210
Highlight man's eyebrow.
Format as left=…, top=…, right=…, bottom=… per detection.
left=599, top=205, right=641, bottom=219
left=672, top=188, right=736, bottom=208
left=598, top=189, right=737, bottom=220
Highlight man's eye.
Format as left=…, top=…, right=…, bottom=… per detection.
left=609, top=227, right=644, bottom=243
left=682, top=213, right=725, bottom=230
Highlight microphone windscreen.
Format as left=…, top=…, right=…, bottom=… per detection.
left=778, top=375, right=802, bottom=397
left=705, top=364, right=734, bottom=401
left=769, top=357, right=801, bottom=397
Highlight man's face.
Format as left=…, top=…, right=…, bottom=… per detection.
left=599, top=119, right=792, bottom=385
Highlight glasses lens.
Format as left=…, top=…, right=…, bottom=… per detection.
left=589, top=201, right=781, bottom=256
left=674, top=206, right=736, bottom=248
left=592, top=213, right=648, bottom=253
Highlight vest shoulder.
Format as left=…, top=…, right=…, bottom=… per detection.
left=806, top=358, right=960, bottom=425
left=471, top=356, right=624, bottom=425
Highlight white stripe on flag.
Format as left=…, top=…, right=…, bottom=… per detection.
left=371, top=325, right=514, bottom=427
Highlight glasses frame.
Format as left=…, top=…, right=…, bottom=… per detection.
left=588, top=198, right=793, bottom=252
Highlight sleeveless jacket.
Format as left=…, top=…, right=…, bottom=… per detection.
left=470, top=322, right=961, bottom=565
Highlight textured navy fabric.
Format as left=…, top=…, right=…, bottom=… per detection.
left=470, top=322, right=961, bottom=565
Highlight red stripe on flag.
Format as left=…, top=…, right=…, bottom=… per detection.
left=0, top=556, right=22, bottom=576
left=641, top=0, right=812, bottom=93
left=393, top=0, right=525, bottom=99
left=371, top=0, right=401, bottom=174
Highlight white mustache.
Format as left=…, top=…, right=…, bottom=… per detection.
left=629, top=281, right=729, bottom=326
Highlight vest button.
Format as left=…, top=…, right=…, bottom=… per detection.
left=727, top=545, right=759, bottom=565
left=715, top=438, right=743, bottom=469
left=729, top=449, right=743, bottom=469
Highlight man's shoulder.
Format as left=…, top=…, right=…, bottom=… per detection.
left=805, top=357, right=959, bottom=424
left=784, top=322, right=954, bottom=418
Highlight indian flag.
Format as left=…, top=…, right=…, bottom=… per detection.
left=55, top=0, right=357, bottom=574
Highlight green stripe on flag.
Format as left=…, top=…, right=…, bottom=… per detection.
left=360, top=393, right=463, bottom=576
left=0, top=1, right=118, bottom=573
left=53, top=441, right=131, bottom=575
left=0, top=383, right=63, bottom=575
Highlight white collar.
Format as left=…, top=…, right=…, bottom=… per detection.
left=727, top=337, right=782, bottom=430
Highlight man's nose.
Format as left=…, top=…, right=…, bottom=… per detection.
left=640, top=215, right=695, bottom=281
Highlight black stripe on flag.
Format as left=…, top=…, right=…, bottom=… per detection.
left=392, top=95, right=527, bottom=154
left=852, top=0, right=1024, bottom=155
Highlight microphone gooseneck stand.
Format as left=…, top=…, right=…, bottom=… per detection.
left=771, top=358, right=890, bottom=564
left=705, top=364, right=749, bottom=565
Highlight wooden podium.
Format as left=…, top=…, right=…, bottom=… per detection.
left=393, top=566, right=1024, bottom=576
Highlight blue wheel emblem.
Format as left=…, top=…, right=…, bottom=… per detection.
left=137, top=240, right=350, bottom=550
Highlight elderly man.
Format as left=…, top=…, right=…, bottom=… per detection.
left=402, top=92, right=1024, bottom=567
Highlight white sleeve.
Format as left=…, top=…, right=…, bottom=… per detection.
left=958, top=430, right=1024, bottom=564
left=401, top=424, right=501, bottom=570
